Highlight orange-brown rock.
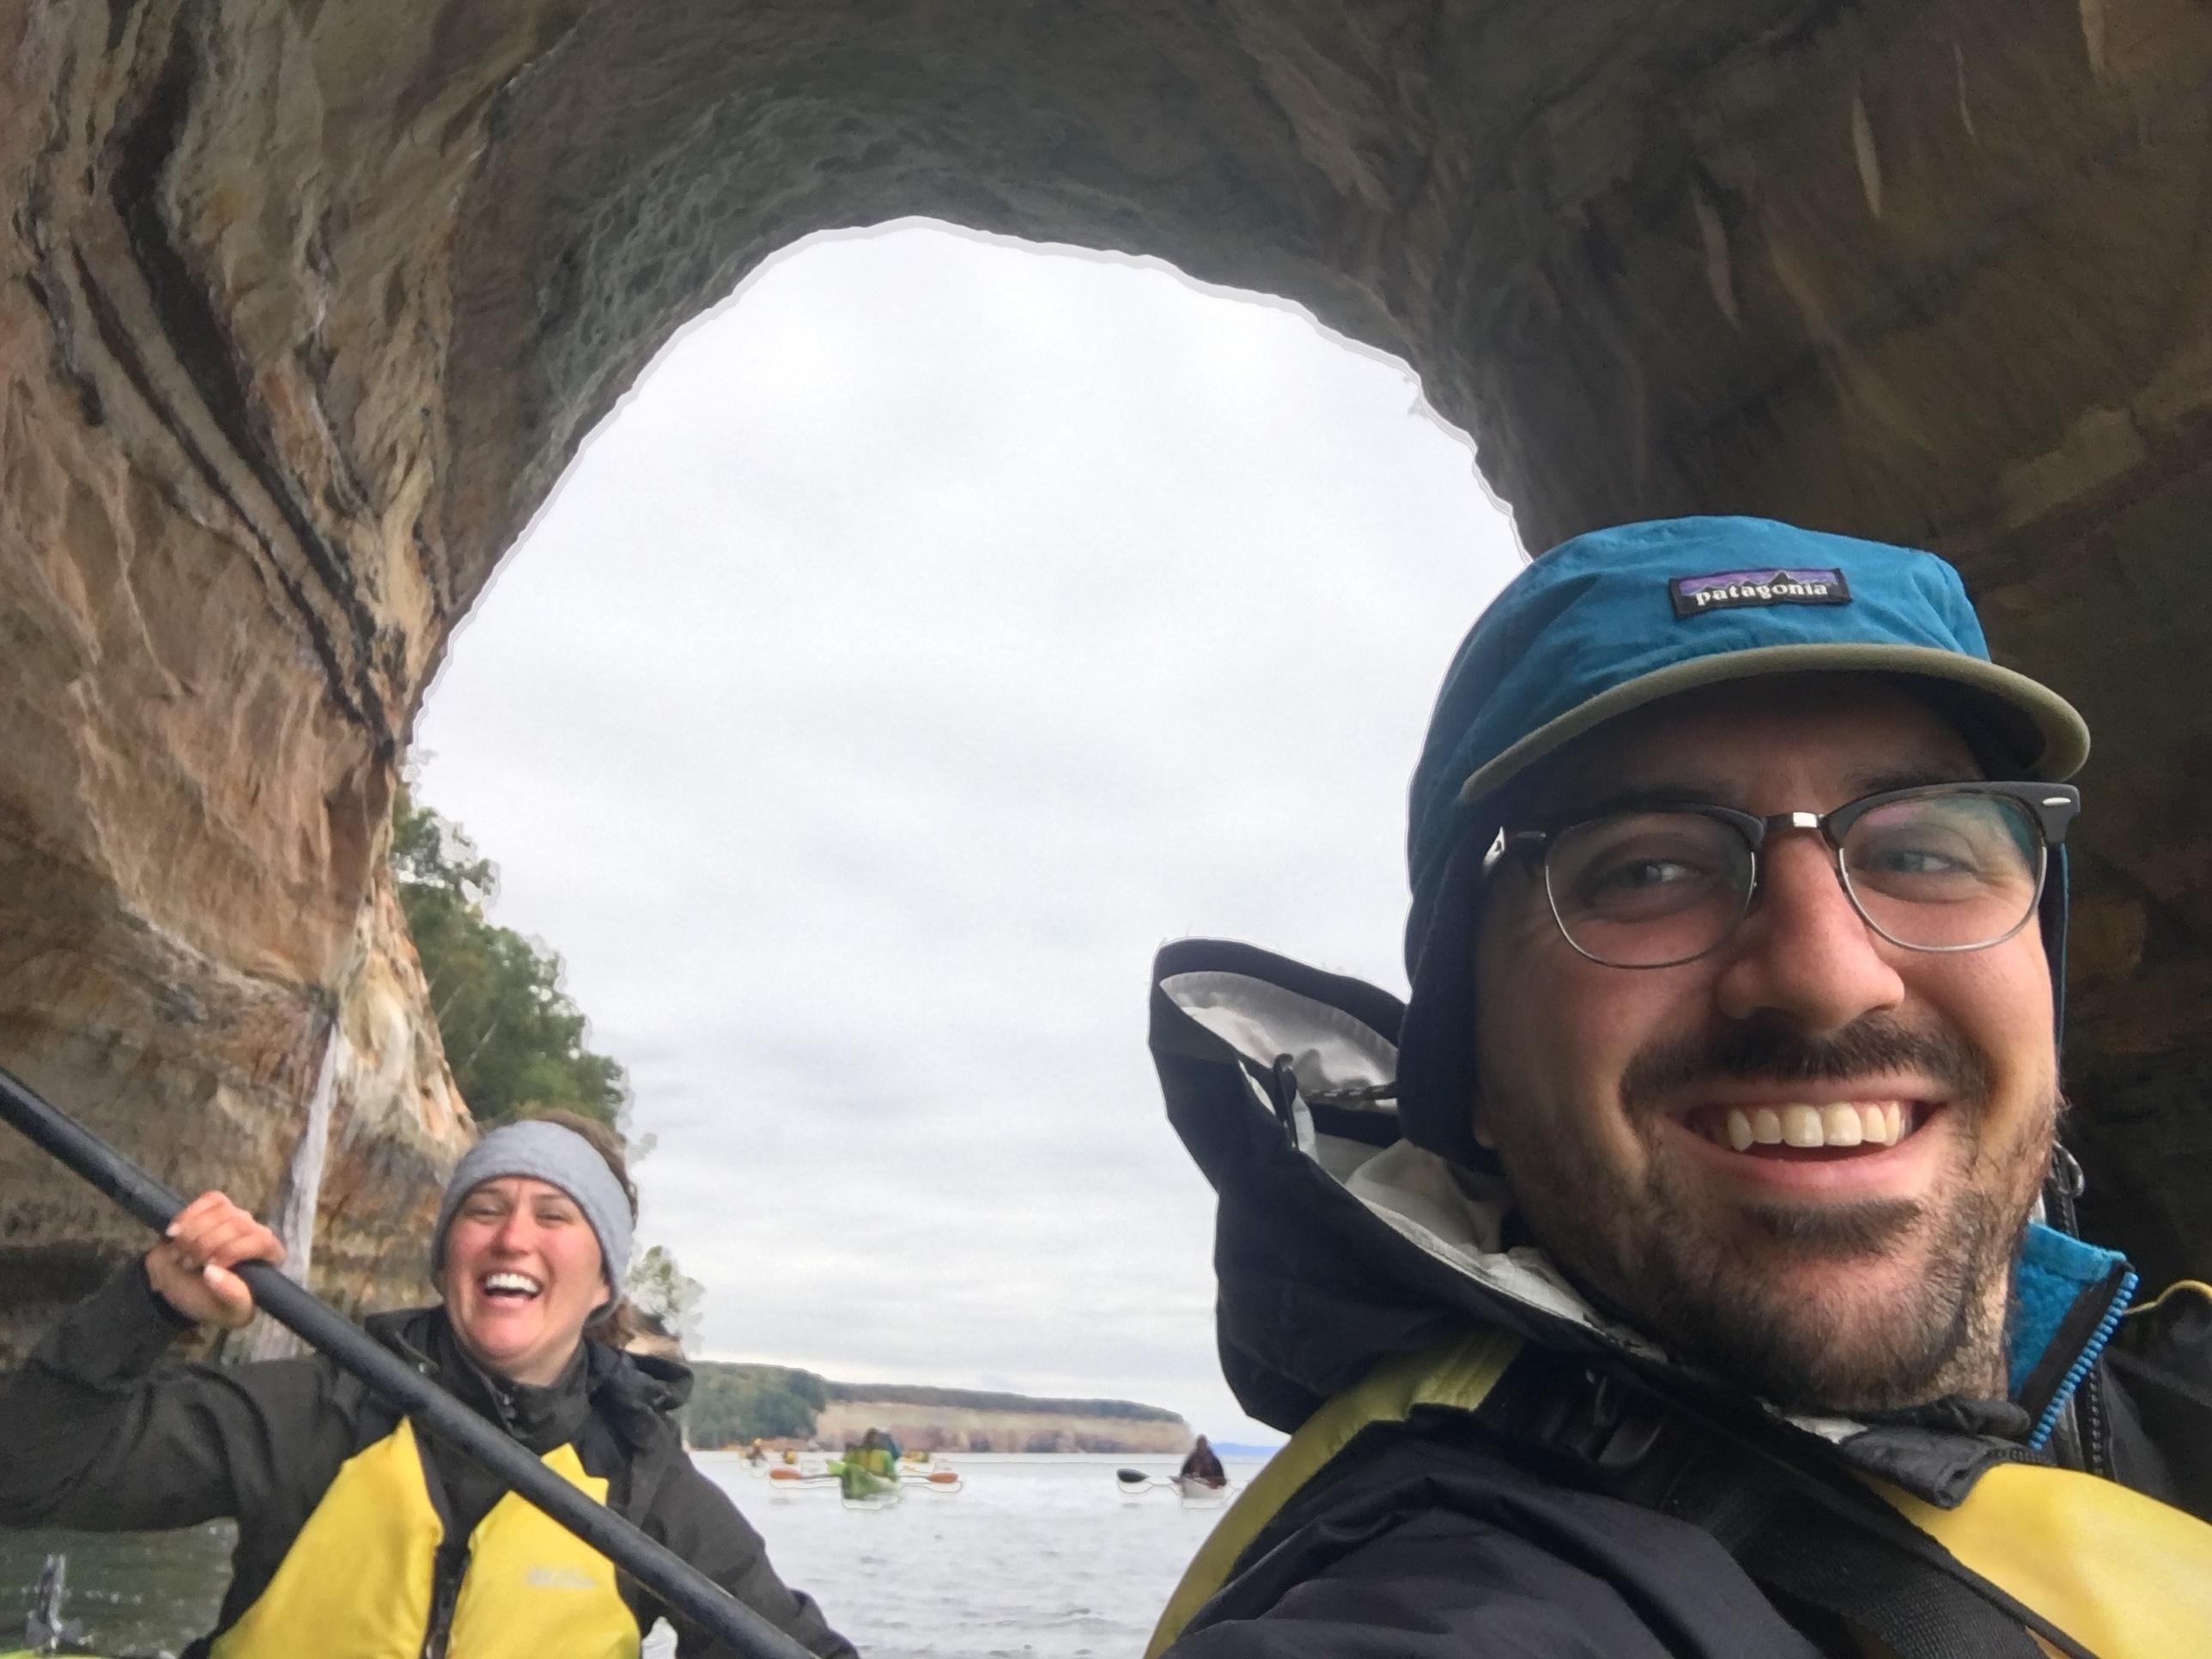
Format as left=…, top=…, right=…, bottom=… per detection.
left=3, top=0, right=2209, bottom=1358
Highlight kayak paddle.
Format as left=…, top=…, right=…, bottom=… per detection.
left=0, top=1064, right=813, bottom=1659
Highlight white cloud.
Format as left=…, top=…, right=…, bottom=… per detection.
left=414, top=221, right=1524, bottom=1439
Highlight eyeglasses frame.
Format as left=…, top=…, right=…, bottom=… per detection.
left=1495, top=781, right=2082, bottom=969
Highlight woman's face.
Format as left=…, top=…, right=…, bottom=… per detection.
left=440, top=1176, right=608, bottom=1385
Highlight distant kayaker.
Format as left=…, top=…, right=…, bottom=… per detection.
left=0, top=1110, right=854, bottom=1659
left=1176, top=1436, right=1224, bottom=1488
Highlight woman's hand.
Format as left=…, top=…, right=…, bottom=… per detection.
left=145, top=1191, right=285, bottom=1329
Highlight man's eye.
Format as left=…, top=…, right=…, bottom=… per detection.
left=1566, top=846, right=1732, bottom=919
left=1863, top=846, right=1967, bottom=874
left=1578, top=848, right=1724, bottom=901
left=1594, top=857, right=1697, bottom=890
left=1855, top=829, right=1987, bottom=880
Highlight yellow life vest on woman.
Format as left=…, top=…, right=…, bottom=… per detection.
left=1148, top=1331, right=2212, bottom=1659
left=210, top=1416, right=641, bottom=1659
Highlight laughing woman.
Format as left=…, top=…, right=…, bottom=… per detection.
left=0, top=1112, right=854, bottom=1659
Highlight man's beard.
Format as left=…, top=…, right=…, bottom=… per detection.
left=1626, top=1123, right=2021, bottom=1412
left=1498, top=1012, right=2052, bottom=1413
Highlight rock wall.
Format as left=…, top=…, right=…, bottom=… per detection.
left=3, top=0, right=2209, bottom=1353
left=0, top=0, right=507, bottom=1354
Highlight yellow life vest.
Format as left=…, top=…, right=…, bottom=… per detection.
left=1146, top=1330, right=2212, bottom=1659
left=1146, top=1329, right=1522, bottom=1657
left=210, top=1416, right=641, bottom=1659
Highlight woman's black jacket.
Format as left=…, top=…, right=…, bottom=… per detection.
left=0, top=1264, right=855, bottom=1658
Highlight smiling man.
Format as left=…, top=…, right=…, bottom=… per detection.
left=1474, top=678, right=2060, bottom=1420
left=1145, top=518, right=2212, bottom=1659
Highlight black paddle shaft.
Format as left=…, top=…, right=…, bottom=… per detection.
left=0, top=1065, right=815, bottom=1659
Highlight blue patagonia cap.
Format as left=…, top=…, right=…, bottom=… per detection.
left=1393, top=514, right=2089, bottom=1166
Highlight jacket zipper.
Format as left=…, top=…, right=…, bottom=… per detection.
left=2044, top=1159, right=2117, bottom=1480
left=419, top=1540, right=470, bottom=1659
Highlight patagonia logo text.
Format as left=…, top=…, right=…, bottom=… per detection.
left=1669, top=567, right=1851, bottom=618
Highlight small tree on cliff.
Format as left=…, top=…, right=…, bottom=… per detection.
left=390, top=787, right=629, bottom=1129
left=628, top=1243, right=706, bottom=1349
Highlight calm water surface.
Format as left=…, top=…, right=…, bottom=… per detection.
left=0, top=1521, right=233, bottom=1656
left=702, top=1454, right=1266, bottom=1659
left=1, top=1454, right=1266, bottom=1656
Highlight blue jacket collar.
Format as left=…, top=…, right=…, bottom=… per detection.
left=2009, top=1221, right=2136, bottom=1448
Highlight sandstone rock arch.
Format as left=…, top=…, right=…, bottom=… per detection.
left=3, top=0, right=2209, bottom=1354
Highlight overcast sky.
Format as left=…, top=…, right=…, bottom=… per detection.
left=412, top=221, right=1525, bottom=1442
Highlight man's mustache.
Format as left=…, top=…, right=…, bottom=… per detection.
left=1619, top=1012, right=1992, bottom=1118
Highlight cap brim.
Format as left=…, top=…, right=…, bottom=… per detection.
left=1453, top=643, right=2090, bottom=814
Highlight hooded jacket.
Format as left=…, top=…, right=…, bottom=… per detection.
left=1147, top=939, right=2212, bottom=1659
left=0, top=1262, right=854, bottom=1658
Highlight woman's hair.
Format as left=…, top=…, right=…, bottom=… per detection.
left=511, top=1107, right=646, bottom=1349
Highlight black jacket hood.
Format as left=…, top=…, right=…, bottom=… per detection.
left=365, top=1304, right=694, bottom=1457
left=1152, top=938, right=1645, bottom=1433
left=1150, top=937, right=2149, bottom=1509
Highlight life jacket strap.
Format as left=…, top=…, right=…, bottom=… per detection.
left=1149, top=1332, right=2176, bottom=1659
left=1142, top=1328, right=1521, bottom=1658
left=1476, top=1346, right=2074, bottom=1658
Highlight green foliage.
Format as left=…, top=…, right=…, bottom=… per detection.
left=391, top=787, right=628, bottom=1129
left=627, top=1244, right=706, bottom=1348
left=684, top=1364, right=830, bottom=1448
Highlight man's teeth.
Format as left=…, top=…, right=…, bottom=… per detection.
left=1721, top=1103, right=1908, bottom=1152
left=483, top=1272, right=543, bottom=1296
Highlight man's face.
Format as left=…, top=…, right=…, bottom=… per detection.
left=1471, top=678, right=2059, bottom=1413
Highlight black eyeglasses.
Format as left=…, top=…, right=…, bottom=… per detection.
left=1493, top=781, right=2081, bottom=969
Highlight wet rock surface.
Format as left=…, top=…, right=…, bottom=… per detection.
left=2, top=0, right=2209, bottom=1355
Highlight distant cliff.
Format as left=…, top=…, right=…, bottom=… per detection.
left=684, top=1364, right=1191, bottom=1454
left=817, top=1380, right=1193, bottom=1454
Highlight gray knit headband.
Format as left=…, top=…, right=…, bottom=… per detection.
left=430, top=1120, right=634, bottom=1295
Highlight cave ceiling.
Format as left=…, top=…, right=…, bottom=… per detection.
left=2, top=0, right=2209, bottom=1354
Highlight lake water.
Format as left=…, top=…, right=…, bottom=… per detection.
left=1, top=1454, right=1267, bottom=1656
left=0, top=1521, right=233, bottom=1656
